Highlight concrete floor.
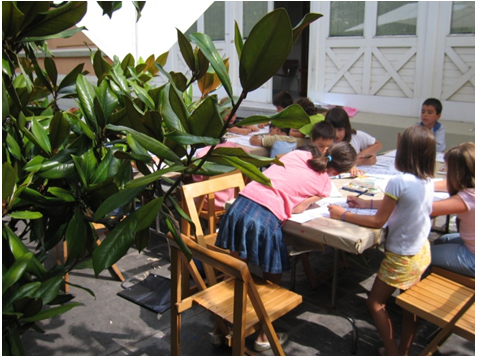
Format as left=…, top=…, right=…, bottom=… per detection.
left=23, top=218, right=474, bottom=356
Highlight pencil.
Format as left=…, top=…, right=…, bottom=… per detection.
left=346, top=190, right=368, bottom=203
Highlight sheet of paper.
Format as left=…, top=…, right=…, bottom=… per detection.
left=329, top=182, right=342, bottom=197
left=436, top=152, right=445, bottom=163
left=289, top=197, right=378, bottom=223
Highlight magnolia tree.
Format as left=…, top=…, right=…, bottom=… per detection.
left=2, top=1, right=321, bottom=353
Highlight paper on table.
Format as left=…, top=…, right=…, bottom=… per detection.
left=433, top=192, right=450, bottom=201
left=329, top=182, right=342, bottom=197
left=289, top=197, right=378, bottom=223
left=436, top=152, right=445, bottom=163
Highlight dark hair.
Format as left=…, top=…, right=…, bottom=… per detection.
left=444, top=142, right=475, bottom=195
left=307, top=142, right=357, bottom=173
left=311, top=121, right=335, bottom=141
left=395, top=125, right=436, bottom=179
left=325, top=107, right=355, bottom=142
left=273, top=91, right=294, bottom=109
left=295, top=97, right=318, bottom=115
left=269, top=124, right=291, bottom=135
left=422, top=98, right=443, bottom=115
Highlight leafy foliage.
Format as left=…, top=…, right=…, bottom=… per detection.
left=2, top=1, right=321, bottom=354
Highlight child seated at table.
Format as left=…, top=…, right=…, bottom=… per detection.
left=325, top=107, right=382, bottom=172
left=328, top=125, right=436, bottom=356
left=249, top=124, right=297, bottom=158
left=272, top=90, right=294, bottom=113
left=430, top=142, right=474, bottom=276
left=297, top=121, right=335, bottom=156
left=220, top=98, right=259, bottom=135
left=417, top=98, right=446, bottom=152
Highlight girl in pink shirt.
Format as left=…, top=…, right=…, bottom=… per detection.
left=431, top=142, right=475, bottom=277
left=215, top=142, right=357, bottom=285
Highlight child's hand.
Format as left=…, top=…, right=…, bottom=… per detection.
left=349, top=167, right=364, bottom=177
left=346, top=196, right=366, bottom=208
left=246, top=125, right=259, bottom=132
left=328, top=204, right=345, bottom=220
left=358, top=154, right=377, bottom=166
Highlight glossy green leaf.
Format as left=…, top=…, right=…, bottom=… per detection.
left=23, top=155, right=45, bottom=172
left=3, top=162, right=16, bottom=201
left=121, top=53, right=135, bottom=74
left=161, top=83, right=190, bottom=133
left=207, top=154, right=273, bottom=187
left=124, top=164, right=186, bottom=188
left=129, top=80, right=155, bottom=110
left=21, top=27, right=85, bottom=42
left=212, top=147, right=283, bottom=168
left=72, top=154, right=88, bottom=188
left=2, top=253, right=33, bottom=294
left=195, top=48, right=209, bottom=81
left=65, top=206, right=87, bottom=261
left=44, top=57, right=57, bottom=87
left=47, top=187, right=75, bottom=202
left=234, top=21, right=244, bottom=58
left=3, top=282, right=41, bottom=312
left=94, top=185, right=145, bottom=221
left=9, top=211, right=43, bottom=219
left=58, top=63, right=84, bottom=90
left=6, top=327, right=25, bottom=355
left=134, top=197, right=164, bottom=232
left=90, top=149, right=120, bottom=185
left=49, top=112, right=70, bottom=152
left=6, top=133, right=22, bottom=160
left=5, top=225, right=46, bottom=278
left=96, top=80, right=119, bottom=119
left=2, top=78, right=10, bottom=121
left=34, top=276, right=63, bottom=305
left=292, top=13, right=323, bottom=44
left=240, top=9, right=293, bottom=92
left=165, top=129, right=220, bottom=146
left=190, top=33, right=233, bottom=99
left=22, top=302, right=79, bottom=323
left=107, top=124, right=183, bottom=164
left=93, top=50, right=112, bottom=83
left=16, top=2, right=49, bottom=31
left=177, top=28, right=195, bottom=72
left=92, top=215, right=138, bottom=276
left=238, top=103, right=310, bottom=128
left=188, top=96, right=224, bottom=138
left=31, top=117, right=52, bottom=155
left=76, top=75, right=99, bottom=132
left=2, top=2, right=23, bottom=38
left=37, top=162, right=76, bottom=179
left=20, top=1, right=87, bottom=38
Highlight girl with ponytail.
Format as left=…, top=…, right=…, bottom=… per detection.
left=216, top=141, right=357, bottom=285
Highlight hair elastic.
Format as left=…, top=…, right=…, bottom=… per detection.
left=327, top=155, right=332, bottom=162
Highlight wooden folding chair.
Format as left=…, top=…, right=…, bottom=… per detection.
left=180, top=170, right=245, bottom=285
left=396, top=267, right=475, bottom=356
left=168, top=233, right=303, bottom=356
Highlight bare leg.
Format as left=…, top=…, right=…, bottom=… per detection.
left=367, top=277, right=400, bottom=356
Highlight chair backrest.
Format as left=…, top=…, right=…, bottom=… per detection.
left=168, top=233, right=300, bottom=355
left=180, top=170, right=245, bottom=285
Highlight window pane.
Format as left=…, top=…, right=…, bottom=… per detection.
left=376, top=2, right=417, bottom=36
left=243, top=1, right=268, bottom=38
left=204, top=2, right=225, bottom=41
left=451, top=1, right=475, bottom=34
left=329, top=1, right=365, bottom=37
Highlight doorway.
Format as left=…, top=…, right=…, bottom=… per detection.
left=272, top=1, right=310, bottom=101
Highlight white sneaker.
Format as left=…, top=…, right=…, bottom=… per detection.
left=254, top=332, right=288, bottom=352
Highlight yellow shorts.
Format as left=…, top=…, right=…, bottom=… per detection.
left=378, top=241, right=430, bottom=290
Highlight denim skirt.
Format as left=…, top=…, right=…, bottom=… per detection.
left=215, top=195, right=290, bottom=274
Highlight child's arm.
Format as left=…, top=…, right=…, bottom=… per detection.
left=434, top=179, right=447, bottom=192
left=328, top=195, right=396, bottom=228
left=292, top=196, right=322, bottom=214
left=249, top=135, right=263, bottom=146
left=228, top=126, right=253, bottom=135
left=355, top=140, right=383, bottom=166
left=431, top=194, right=467, bottom=217
left=245, top=125, right=260, bottom=132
